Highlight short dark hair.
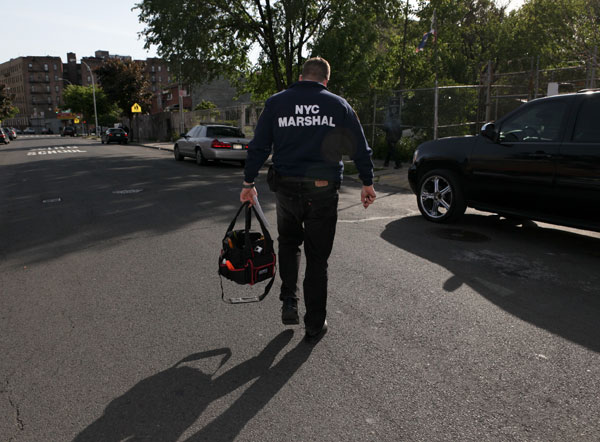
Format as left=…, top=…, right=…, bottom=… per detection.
left=302, top=57, right=330, bottom=82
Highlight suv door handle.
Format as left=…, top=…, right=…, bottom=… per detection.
left=527, top=152, right=553, bottom=159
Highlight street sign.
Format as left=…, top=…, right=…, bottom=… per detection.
left=74, top=118, right=80, bottom=124
left=131, top=103, right=142, bottom=113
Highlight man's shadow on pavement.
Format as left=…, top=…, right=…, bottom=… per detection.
left=73, top=330, right=311, bottom=442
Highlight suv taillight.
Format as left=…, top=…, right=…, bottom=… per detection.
left=211, top=139, right=231, bottom=148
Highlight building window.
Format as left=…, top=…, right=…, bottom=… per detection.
left=158, top=66, right=162, bottom=72
left=48, top=96, right=52, bottom=103
left=54, top=75, right=58, bottom=81
left=46, top=86, right=50, bottom=92
left=152, top=85, right=156, bottom=92
left=87, top=76, right=91, bottom=83
left=158, top=76, right=161, bottom=83
left=167, top=66, right=170, bottom=72
left=56, top=97, right=60, bottom=105
left=28, top=63, right=33, bottom=70
left=45, top=74, right=49, bottom=82
left=44, top=64, right=48, bottom=71
left=53, top=64, right=57, bottom=71
left=152, top=75, right=156, bottom=82
left=55, top=86, right=59, bottom=92
left=29, top=75, right=33, bottom=81
left=31, top=86, right=35, bottom=92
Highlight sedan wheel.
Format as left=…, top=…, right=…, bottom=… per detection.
left=196, top=148, right=208, bottom=166
left=417, top=169, right=466, bottom=223
left=174, top=145, right=184, bottom=161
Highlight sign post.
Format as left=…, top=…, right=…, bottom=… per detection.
left=131, top=103, right=142, bottom=142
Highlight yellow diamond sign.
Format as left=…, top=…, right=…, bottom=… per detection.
left=131, top=103, right=142, bottom=113
left=74, top=118, right=80, bottom=124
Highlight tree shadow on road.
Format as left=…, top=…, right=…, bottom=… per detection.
left=381, top=215, right=600, bottom=353
left=0, top=153, right=277, bottom=266
left=72, top=330, right=313, bottom=442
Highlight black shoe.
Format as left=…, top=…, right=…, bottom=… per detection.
left=281, top=298, right=299, bottom=325
left=304, top=320, right=328, bottom=344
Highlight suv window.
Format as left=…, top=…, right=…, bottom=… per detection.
left=206, top=126, right=244, bottom=138
left=499, top=100, right=568, bottom=143
left=572, top=96, right=600, bottom=143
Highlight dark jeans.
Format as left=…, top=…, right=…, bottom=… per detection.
left=384, top=139, right=402, bottom=167
left=275, top=183, right=339, bottom=330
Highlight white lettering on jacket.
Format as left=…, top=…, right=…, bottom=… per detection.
left=279, top=105, right=335, bottom=128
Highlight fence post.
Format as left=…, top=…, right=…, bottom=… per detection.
left=485, top=60, right=492, bottom=122
left=591, top=46, right=598, bottom=89
left=371, top=92, right=377, bottom=148
left=433, top=78, right=439, bottom=140
left=534, top=56, right=540, bottom=99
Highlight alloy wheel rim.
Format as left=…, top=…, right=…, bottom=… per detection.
left=420, top=175, right=453, bottom=219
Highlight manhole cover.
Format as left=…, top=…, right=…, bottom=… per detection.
left=112, top=189, right=144, bottom=194
left=433, top=228, right=490, bottom=242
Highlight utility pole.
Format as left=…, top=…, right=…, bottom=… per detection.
left=81, top=61, right=99, bottom=136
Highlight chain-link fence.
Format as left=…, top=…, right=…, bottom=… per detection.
left=132, top=55, right=598, bottom=158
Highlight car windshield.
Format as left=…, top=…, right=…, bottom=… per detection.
left=206, top=126, right=244, bottom=138
left=109, top=129, right=125, bottom=133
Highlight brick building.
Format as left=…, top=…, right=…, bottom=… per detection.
left=0, top=50, right=226, bottom=130
left=0, top=56, right=64, bottom=130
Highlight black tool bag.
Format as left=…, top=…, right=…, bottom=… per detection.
left=218, top=202, right=276, bottom=304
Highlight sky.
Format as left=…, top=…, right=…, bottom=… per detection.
left=0, top=0, right=158, bottom=63
left=0, top=0, right=526, bottom=65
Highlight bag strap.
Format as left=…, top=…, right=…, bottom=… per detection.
left=220, top=272, right=275, bottom=304
left=223, top=201, right=248, bottom=241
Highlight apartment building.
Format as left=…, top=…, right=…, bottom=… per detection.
left=0, top=56, right=64, bottom=129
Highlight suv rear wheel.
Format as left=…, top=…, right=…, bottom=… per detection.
left=417, top=169, right=466, bottom=223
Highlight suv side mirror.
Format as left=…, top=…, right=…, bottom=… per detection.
left=480, top=122, right=497, bottom=141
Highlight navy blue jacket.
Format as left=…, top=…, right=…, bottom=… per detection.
left=244, top=81, right=374, bottom=186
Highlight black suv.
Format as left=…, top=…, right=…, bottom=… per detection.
left=408, top=90, right=600, bottom=232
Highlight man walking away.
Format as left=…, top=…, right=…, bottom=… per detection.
left=240, top=57, right=376, bottom=343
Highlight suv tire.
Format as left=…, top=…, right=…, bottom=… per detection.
left=417, top=169, right=466, bottom=223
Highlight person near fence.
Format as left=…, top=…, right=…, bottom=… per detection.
left=382, top=100, right=403, bottom=169
left=240, top=57, right=376, bottom=343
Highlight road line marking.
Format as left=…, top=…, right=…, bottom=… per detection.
left=338, top=216, right=398, bottom=223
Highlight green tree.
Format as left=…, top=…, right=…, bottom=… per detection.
left=194, top=100, right=217, bottom=111
left=135, top=0, right=342, bottom=93
left=62, top=85, right=118, bottom=125
left=0, top=84, right=18, bottom=121
left=94, top=59, right=153, bottom=119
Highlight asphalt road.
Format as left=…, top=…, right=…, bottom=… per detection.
left=1, top=136, right=599, bottom=441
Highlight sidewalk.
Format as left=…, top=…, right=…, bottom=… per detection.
left=133, top=141, right=412, bottom=192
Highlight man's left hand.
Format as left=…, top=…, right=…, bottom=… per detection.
left=361, top=185, right=376, bottom=209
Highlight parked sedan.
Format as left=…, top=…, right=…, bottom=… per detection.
left=408, top=90, right=600, bottom=232
left=101, top=128, right=128, bottom=144
left=5, top=127, right=17, bottom=140
left=0, top=128, right=10, bottom=144
left=23, top=127, right=36, bottom=135
left=173, top=124, right=250, bottom=166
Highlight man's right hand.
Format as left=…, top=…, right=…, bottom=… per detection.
left=361, top=185, right=376, bottom=209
